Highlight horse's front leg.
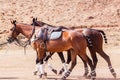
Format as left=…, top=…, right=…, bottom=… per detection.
left=44, top=52, right=57, bottom=74
left=37, top=59, right=47, bottom=78
left=61, top=50, right=77, bottom=80
left=78, top=55, right=89, bottom=77
left=33, top=57, right=39, bottom=75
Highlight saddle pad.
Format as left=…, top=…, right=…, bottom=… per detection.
left=50, top=31, right=62, bottom=40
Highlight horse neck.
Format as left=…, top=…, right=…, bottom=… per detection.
left=17, top=24, right=33, bottom=39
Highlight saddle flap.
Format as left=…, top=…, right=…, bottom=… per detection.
left=50, top=31, right=62, bottom=40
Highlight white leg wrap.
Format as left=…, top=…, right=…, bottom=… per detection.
left=38, top=64, right=45, bottom=74
left=47, top=63, right=53, bottom=70
left=63, top=63, right=68, bottom=72
left=35, top=63, right=39, bottom=72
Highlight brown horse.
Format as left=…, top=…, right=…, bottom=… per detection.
left=32, top=18, right=116, bottom=78
left=7, top=20, right=96, bottom=80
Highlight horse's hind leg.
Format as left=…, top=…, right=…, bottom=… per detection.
left=80, top=53, right=96, bottom=80
left=78, top=55, right=89, bottom=77
left=97, top=50, right=116, bottom=78
left=88, top=47, right=98, bottom=68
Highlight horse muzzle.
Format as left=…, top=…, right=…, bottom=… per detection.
left=6, top=37, right=16, bottom=43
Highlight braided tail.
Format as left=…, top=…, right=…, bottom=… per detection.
left=97, top=30, right=107, bottom=43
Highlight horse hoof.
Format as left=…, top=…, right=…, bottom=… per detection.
left=52, top=69, right=57, bottom=74
left=91, top=78, right=96, bottom=80
left=39, top=72, right=47, bottom=78
left=58, top=69, right=64, bottom=75
left=91, top=75, right=96, bottom=80
left=85, top=75, right=91, bottom=79
left=58, top=70, right=63, bottom=75
left=33, top=71, right=37, bottom=75
left=60, top=77, right=66, bottom=80
left=83, top=72, right=89, bottom=77
left=112, top=72, right=117, bottom=78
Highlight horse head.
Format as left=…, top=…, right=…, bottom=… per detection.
left=7, top=20, right=20, bottom=43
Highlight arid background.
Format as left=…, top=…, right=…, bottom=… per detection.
left=0, top=0, right=120, bottom=80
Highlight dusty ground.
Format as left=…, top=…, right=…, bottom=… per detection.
left=0, top=0, right=120, bottom=80
left=0, top=44, right=120, bottom=80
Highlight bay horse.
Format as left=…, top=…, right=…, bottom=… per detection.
left=7, top=20, right=96, bottom=80
left=32, top=18, right=116, bottom=78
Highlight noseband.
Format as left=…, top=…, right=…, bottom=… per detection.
left=7, top=25, right=18, bottom=43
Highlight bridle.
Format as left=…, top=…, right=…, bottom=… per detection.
left=7, top=20, right=36, bottom=54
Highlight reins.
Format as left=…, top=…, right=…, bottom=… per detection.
left=13, top=20, right=36, bottom=55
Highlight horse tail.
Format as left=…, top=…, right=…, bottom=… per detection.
left=97, top=30, right=107, bottom=43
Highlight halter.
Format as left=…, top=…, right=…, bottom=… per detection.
left=7, top=21, right=18, bottom=43
left=7, top=20, right=36, bottom=54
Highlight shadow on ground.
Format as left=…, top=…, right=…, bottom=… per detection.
left=46, top=75, right=120, bottom=80
left=0, top=77, right=19, bottom=79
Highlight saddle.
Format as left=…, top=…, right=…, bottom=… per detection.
left=37, top=25, right=63, bottom=42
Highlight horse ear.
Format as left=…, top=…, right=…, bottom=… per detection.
left=13, top=20, right=16, bottom=25
left=35, top=17, right=37, bottom=20
left=33, top=18, right=36, bottom=23
left=11, top=20, right=16, bottom=24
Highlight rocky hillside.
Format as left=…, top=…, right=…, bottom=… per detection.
left=0, top=0, right=120, bottom=47
left=0, top=0, right=120, bottom=29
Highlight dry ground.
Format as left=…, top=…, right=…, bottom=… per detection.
left=0, top=41, right=120, bottom=80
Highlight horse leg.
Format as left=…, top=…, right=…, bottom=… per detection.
left=57, top=52, right=69, bottom=75
left=34, top=47, right=47, bottom=79
left=80, top=53, right=96, bottom=80
left=86, top=47, right=98, bottom=78
left=61, top=49, right=77, bottom=80
left=78, top=55, right=89, bottom=77
left=97, top=50, right=116, bottom=78
left=58, top=50, right=71, bottom=75
left=33, top=57, right=39, bottom=75
left=66, top=50, right=72, bottom=64
left=33, top=52, right=53, bottom=75
left=44, top=52, right=57, bottom=74
left=38, top=59, right=47, bottom=78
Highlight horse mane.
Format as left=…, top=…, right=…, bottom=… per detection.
left=19, top=23, right=32, bottom=26
left=33, top=18, right=69, bottom=29
left=33, top=19, right=56, bottom=28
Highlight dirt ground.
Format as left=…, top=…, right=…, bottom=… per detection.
left=0, top=0, right=120, bottom=80
left=0, top=41, right=120, bottom=80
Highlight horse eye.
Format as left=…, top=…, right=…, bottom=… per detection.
left=10, top=27, right=14, bottom=31
left=10, top=28, right=13, bottom=31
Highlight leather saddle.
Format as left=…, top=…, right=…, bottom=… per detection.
left=36, top=25, right=63, bottom=41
